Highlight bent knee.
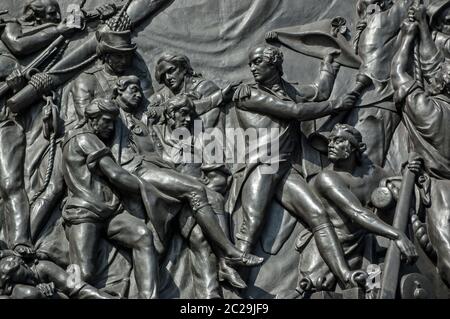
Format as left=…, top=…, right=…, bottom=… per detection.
left=131, top=225, right=154, bottom=248
left=0, top=177, right=25, bottom=196
left=12, top=285, right=43, bottom=299
left=187, top=187, right=208, bottom=208
left=307, top=204, right=329, bottom=227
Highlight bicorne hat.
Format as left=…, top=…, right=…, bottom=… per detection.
left=265, top=17, right=362, bottom=69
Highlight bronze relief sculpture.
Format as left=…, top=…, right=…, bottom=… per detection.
left=0, top=0, right=448, bottom=300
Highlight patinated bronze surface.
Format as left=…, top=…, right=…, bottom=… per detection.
left=0, top=0, right=448, bottom=299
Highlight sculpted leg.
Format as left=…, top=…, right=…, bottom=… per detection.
left=139, top=166, right=262, bottom=266
left=426, top=180, right=450, bottom=286
left=64, top=222, right=102, bottom=284
left=276, top=171, right=362, bottom=288
left=30, top=148, right=65, bottom=241
left=187, top=224, right=222, bottom=299
left=107, top=212, right=158, bottom=299
left=237, top=163, right=289, bottom=254
left=204, top=188, right=246, bottom=288
left=35, top=260, right=114, bottom=299
left=0, top=124, right=31, bottom=253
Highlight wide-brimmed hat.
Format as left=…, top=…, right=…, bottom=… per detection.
left=428, top=0, right=450, bottom=28
left=96, top=30, right=137, bottom=54
left=265, top=17, right=362, bottom=69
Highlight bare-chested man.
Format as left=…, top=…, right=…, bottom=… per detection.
left=296, top=124, right=417, bottom=294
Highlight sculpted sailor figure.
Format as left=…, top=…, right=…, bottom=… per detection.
left=61, top=98, right=159, bottom=299
left=111, top=75, right=260, bottom=294
left=0, top=0, right=120, bottom=244
left=69, top=27, right=152, bottom=125
left=391, top=17, right=450, bottom=287
left=345, top=0, right=415, bottom=167
left=229, top=44, right=369, bottom=289
left=1, top=0, right=76, bottom=58
left=0, top=250, right=115, bottom=299
left=410, top=2, right=450, bottom=82
left=0, top=1, right=86, bottom=256
left=295, top=124, right=417, bottom=294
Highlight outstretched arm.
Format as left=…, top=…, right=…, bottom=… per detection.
left=409, top=5, right=440, bottom=65
left=235, top=87, right=356, bottom=121
left=1, top=22, right=61, bottom=57
left=315, top=171, right=400, bottom=240
left=315, top=170, right=418, bottom=261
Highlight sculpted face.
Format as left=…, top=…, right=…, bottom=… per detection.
left=248, top=47, right=278, bottom=84
left=360, top=0, right=391, bottom=10
left=41, top=0, right=61, bottom=23
left=92, top=114, right=116, bottom=141
left=328, top=132, right=354, bottom=162
left=0, top=256, right=31, bottom=294
left=170, top=106, right=192, bottom=130
left=162, top=62, right=187, bottom=93
left=120, top=83, right=143, bottom=110
left=105, top=52, right=134, bottom=75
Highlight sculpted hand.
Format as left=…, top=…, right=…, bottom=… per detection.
left=96, top=4, right=117, bottom=20
left=13, top=245, right=35, bottom=259
left=198, top=175, right=210, bottom=185
left=37, top=283, right=55, bottom=298
left=336, top=92, right=358, bottom=111
left=265, top=31, right=278, bottom=42
left=56, top=19, right=79, bottom=37
left=222, top=81, right=243, bottom=102
left=407, top=158, right=422, bottom=175
left=6, top=69, right=25, bottom=93
left=408, top=4, right=427, bottom=24
left=324, top=49, right=340, bottom=64
left=401, top=19, right=419, bottom=37
left=395, top=232, right=418, bottom=264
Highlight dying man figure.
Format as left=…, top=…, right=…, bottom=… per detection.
left=150, top=93, right=247, bottom=294
left=295, top=124, right=417, bottom=295
left=0, top=250, right=114, bottom=299
left=112, top=76, right=261, bottom=295
left=391, top=16, right=450, bottom=287
left=61, top=98, right=160, bottom=299
left=229, top=45, right=369, bottom=288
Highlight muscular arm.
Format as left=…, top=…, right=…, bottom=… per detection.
left=128, top=0, right=174, bottom=27
left=315, top=171, right=400, bottom=240
left=417, top=12, right=440, bottom=65
left=386, top=0, right=415, bottom=29
left=1, top=23, right=60, bottom=57
left=97, top=155, right=141, bottom=194
left=297, top=56, right=339, bottom=102
left=391, top=29, right=415, bottom=91
left=237, top=88, right=340, bottom=121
